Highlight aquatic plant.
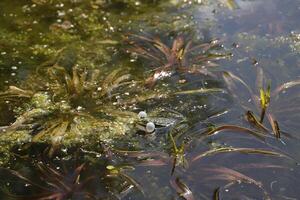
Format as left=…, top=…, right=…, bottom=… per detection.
left=259, top=82, right=271, bottom=123
left=126, top=34, right=228, bottom=87
left=223, top=68, right=300, bottom=139
left=0, top=60, right=197, bottom=159
left=4, top=163, right=96, bottom=200
left=191, top=147, right=292, bottom=162
left=105, top=164, right=144, bottom=198
left=170, top=177, right=195, bottom=200
left=169, top=132, right=188, bottom=174
left=0, top=62, right=140, bottom=146
left=107, top=122, right=294, bottom=199
left=205, top=167, right=271, bottom=200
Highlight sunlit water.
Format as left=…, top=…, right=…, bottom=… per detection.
left=0, top=0, right=300, bottom=199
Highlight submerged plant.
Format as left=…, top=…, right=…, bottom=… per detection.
left=259, top=82, right=271, bottom=123
left=0, top=62, right=140, bottom=146
left=105, top=165, right=144, bottom=198
left=127, top=34, right=228, bottom=87
left=170, top=178, right=195, bottom=200
left=169, top=132, right=188, bottom=175
left=4, top=163, right=95, bottom=200
left=222, top=68, right=300, bottom=139
left=204, top=167, right=271, bottom=200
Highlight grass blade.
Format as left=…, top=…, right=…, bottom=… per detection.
left=203, top=125, right=267, bottom=140
left=192, top=147, right=291, bottom=162
left=174, top=88, right=226, bottom=95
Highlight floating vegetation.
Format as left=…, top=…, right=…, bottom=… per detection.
left=0, top=49, right=194, bottom=164
left=0, top=64, right=140, bottom=147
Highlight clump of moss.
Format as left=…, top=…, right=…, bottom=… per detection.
left=0, top=130, right=31, bottom=166
left=0, top=63, right=141, bottom=146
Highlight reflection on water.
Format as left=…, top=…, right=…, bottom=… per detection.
left=0, top=0, right=300, bottom=199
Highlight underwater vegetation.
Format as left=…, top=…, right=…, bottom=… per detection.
left=3, top=163, right=95, bottom=200
left=0, top=62, right=138, bottom=146
left=0, top=33, right=298, bottom=200
left=0, top=41, right=201, bottom=161
left=223, top=67, right=300, bottom=139
left=0, top=0, right=300, bottom=199
left=126, top=34, right=229, bottom=87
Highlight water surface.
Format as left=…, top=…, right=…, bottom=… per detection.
left=0, top=0, right=300, bottom=199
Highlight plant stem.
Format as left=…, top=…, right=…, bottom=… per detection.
left=260, top=108, right=266, bottom=123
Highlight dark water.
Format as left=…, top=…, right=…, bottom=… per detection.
left=0, top=0, right=300, bottom=199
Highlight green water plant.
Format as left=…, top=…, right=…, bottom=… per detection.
left=0, top=63, right=139, bottom=146
left=169, top=132, right=188, bottom=174
left=259, top=82, right=271, bottom=123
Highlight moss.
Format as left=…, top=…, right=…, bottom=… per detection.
left=0, top=131, right=32, bottom=166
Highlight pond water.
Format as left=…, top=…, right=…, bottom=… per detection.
left=0, top=0, right=300, bottom=199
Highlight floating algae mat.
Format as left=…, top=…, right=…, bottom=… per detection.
left=0, top=0, right=300, bottom=199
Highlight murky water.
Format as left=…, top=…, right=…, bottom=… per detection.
left=0, top=0, right=300, bottom=199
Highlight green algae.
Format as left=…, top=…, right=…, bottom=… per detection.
left=0, top=61, right=189, bottom=155
left=0, top=130, right=31, bottom=166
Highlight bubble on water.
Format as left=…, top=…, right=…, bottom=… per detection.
left=146, top=122, right=155, bottom=133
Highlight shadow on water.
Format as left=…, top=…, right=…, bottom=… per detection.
left=0, top=0, right=300, bottom=199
